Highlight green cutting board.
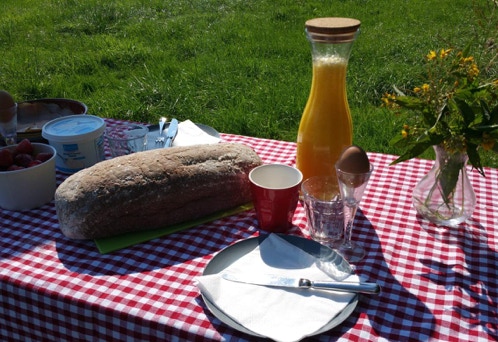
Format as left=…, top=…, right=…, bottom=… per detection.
left=94, top=203, right=254, bottom=254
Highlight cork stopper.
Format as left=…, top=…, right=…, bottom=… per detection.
left=305, top=17, right=361, bottom=43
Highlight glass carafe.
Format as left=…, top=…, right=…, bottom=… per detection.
left=296, top=18, right=361, bottom=181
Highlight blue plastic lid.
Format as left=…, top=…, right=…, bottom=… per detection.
left=42, top=115, right=106, bottom=142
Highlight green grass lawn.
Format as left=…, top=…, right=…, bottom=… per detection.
left=1, top=0, right=497, bottom=166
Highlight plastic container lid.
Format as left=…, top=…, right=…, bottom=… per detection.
left=42, top=115, right=105, bottom=142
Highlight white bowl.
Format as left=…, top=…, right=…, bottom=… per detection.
left=0, top=143, right=57, bottom=211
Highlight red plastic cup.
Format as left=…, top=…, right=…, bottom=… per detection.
left=249, top=164, right=303, bottom=233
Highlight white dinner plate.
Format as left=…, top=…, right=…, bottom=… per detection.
left=146, top=122, right=219, bottom=150
left=201, top=234, right=358, bottom=338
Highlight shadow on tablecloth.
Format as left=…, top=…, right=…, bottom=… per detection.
left=337, top=209, right=436, bottom=341
left=418, top=217, right=497, bottom=340
left=55, top=228, right=216, bottom=276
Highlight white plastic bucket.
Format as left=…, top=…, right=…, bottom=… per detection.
left=42, top=115, right=106, bottom=174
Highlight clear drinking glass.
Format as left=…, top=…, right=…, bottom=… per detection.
left=335, top=164, right=373, bottom=263
left=302, top=176, right=344, bottom=246
left=0, top=103, right=18, bottom=145
left=106, top=123, right=149, bottom=158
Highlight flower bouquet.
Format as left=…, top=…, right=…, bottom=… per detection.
left=382, top=48, right=498, bottom=225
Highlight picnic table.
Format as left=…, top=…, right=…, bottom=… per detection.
left=1, top=118, right=496, bottom=341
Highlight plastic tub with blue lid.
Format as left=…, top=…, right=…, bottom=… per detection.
left=42, top=115, right=106, bottom=174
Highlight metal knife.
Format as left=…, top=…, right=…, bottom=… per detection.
left=222, top=273, right=380, bottom=295
left=164, top=118, right=178, bottom=148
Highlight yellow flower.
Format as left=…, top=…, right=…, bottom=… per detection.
left=401, top=126, right=410, bottom=138
left=463, top=56, right=474, bottom=63
left=421, top=84, right=430, bottom=92
left=381, top=94, right=390, bottom=105
left=381, top=93, right=397, bottom=107
left=458, top=55, right=479, bottom=79
left=426, top=50, right=437, bottom=61
left=468, top=63, right=480, bottom=80
left=439, top=48, right=452, bottom=59
left=471, top=63, right=479, bottom=73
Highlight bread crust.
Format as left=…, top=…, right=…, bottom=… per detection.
left=55, top=143, right=262, bottom=239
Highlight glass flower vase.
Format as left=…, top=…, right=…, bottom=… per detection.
left=412, top=144, right=476, bottom=226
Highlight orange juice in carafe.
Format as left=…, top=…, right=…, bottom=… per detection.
left=296, top=18, right=360, bottom=181
left=297, top=58, right=352, bottom=180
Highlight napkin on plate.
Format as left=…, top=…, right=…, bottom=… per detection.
left=196, top=234, right=359, bottom=342
left=172, top=119, right=221, bottom=146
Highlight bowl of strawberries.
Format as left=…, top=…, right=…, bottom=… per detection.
left=0, top=139, right=56, bottom=211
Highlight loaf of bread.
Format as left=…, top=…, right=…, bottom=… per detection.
left=55, top=143, right=262, bottom=239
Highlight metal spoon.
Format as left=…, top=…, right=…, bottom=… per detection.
left=155, top=117, right=167, bottom=144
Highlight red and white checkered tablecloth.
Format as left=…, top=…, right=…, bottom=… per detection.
left=1, top=118, right=497, bottom=341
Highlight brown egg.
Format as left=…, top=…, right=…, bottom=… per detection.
left=0, top=90, right=15, bottom=110
left=336, top=145, right=370, bottom=174
left=0, top=90, right=16, bottom=123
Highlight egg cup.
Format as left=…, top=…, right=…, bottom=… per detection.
left=334, top=164, right=374, bottom=263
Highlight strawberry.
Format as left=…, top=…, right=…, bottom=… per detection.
left=15, top=139, right=34, bottom=155
left=35, top=152, right=53, bottom=162
left=28, top=160, right=42, bottom=167
left=7, top=164, right=24, bottom=171
left=0, top=149, right=14, bottom=168
left=14, top=153, right=33, bottom=167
